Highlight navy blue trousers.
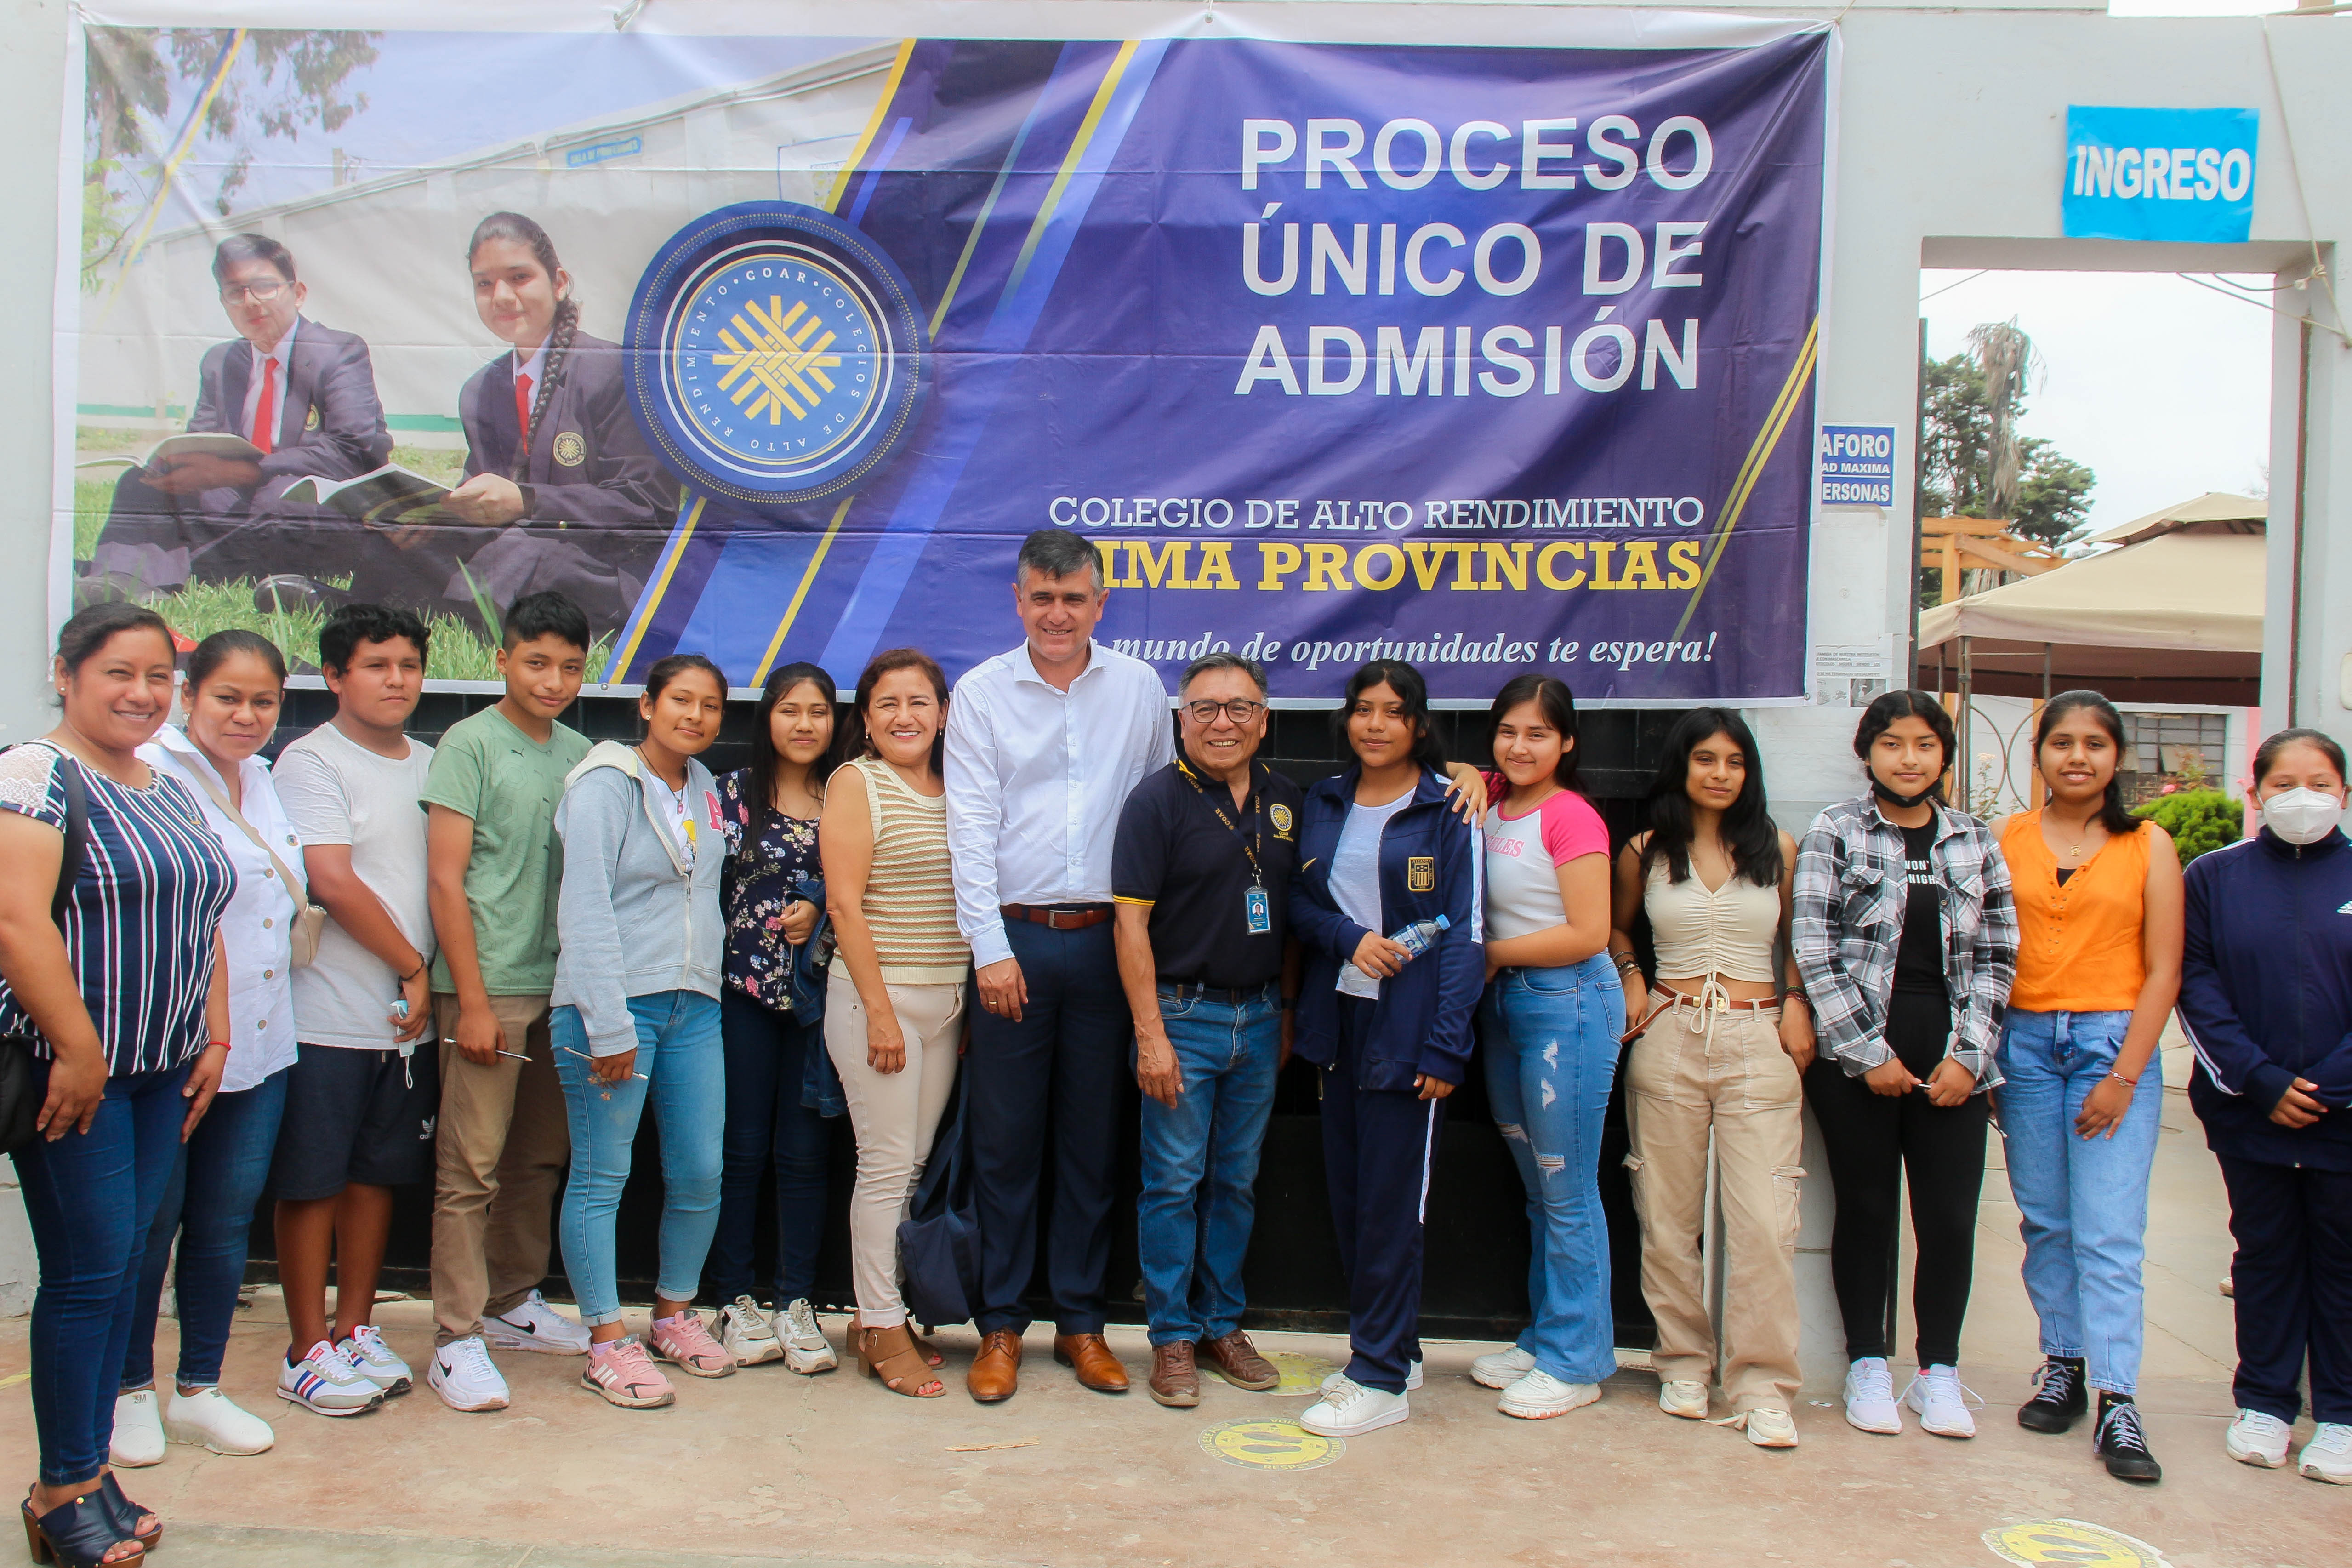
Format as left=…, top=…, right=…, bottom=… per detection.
left=1323, top=996, right=1440, bottom=1395
left=2217, top=1154, right=2352, bottom=1425
left=706, top=989, right=831, bottom=1306
left=967, top=918, right=1131, bottom=1336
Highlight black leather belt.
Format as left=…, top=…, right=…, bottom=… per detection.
left=1157, top=980, right=1279, bottom=1006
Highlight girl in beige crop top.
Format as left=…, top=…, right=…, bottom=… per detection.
left=1605, top=713, right=1814, bottom=1065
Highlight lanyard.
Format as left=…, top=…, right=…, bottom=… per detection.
left=1175, top=757, right=1264, bottom=889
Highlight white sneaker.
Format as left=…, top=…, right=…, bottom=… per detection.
left=778, top=1298, right=839, bottom=1375
left=1903, top=1364, right=1980, bottom=1438
left=164, top=1386, right=274, bottom=1455
left=2226, top=1408, right=2293, bottom=1468
left=277, top=1340, right=384, bottom=1417
left=1471, top=1346, right=1537, bottom=1390
left=1299, top=1374, right=1411, bottom=1437
left=717, top=1296, right=785, bottom=1366
left=1843, top=1357, right=1902, bottom=1435
left=2298, top=1422, right=2352, bottom=1483
left=1323, top=1360, right=1421, bottom=1393
left=109, top=1390, right=166, bottom=1467
left=487, top=1289, right=592, bottom=1356
left=338, top=1323, right=414, bottom=1396
left=1658, top=1379, right=1709, bottom=1420
left=428, top=1336, right=511, bottom=1413
left=1498, top=1368, right=1601, bottom=1420
left=1743, top=1408, right=1800, bottom=1449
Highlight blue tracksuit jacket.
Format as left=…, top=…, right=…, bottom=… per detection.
left=2179, top=825, right=2352, bottom=1171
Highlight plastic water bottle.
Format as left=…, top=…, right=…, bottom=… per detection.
left=1390, top=912, right=1451, bottom=957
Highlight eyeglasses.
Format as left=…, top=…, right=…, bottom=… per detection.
left=1184, top=698, right=1266, bottom=724
left=218, top=280, right=291, bottom=305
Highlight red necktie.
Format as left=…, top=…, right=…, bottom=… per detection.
left=251, top=357, right=278, bottom=456
left=514, top=371, right=533, bottom=450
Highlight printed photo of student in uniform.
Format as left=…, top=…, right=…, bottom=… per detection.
left=85, top=233, right=393, bottom=606
left=388, top=212, right=678, bottom=640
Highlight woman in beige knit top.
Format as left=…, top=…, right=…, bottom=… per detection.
left=820, top=647, right=969, bottom=1398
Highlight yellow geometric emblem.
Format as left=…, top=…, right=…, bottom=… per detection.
left=1196, top=1418, right=1344, bottom=1472
left=1983, top=1519, right=2168, bottom=1568
left=552, top=430, right=586, bottom=468
left=711, top=295, right=841, bottom=424
left=1406, top=855, right=1435, bottom=893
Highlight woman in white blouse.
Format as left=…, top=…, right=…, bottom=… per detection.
left=115, top=631, right=305, bottom=1464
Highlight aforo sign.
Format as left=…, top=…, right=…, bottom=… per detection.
left=2063, top=105, right=2258, bottom=244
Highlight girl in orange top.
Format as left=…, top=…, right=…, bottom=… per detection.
left=1993, top=691, right=2182, bottom=1485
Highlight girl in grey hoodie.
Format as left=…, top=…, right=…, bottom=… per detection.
left=549, top=653, right=734, bottom=1408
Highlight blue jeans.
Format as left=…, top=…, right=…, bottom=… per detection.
left=1481, top=954, right=1623, bottom=1386
left=551, top=992, right=725, bottom=1326
left=123, top=1065, right=290, bottom=1390
left=14, top=1061, right=190, bottom=1485
left=707, top=989, right=831, bottom=1305
left=1136, top=985, right=1282, bottom=1346
left=1999, top=1008, right=2164, bottom=1394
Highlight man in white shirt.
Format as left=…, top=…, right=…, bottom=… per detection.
left=945, top=529, right=1174, bottom=1403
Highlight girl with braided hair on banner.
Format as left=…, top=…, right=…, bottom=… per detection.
left=433, top=212, right=679, bottom=639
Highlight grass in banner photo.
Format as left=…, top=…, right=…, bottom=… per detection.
left=70, top=433, right=614, bottom=681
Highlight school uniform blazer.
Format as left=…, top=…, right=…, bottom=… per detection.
left=1288, top=764, right=1485, bottom=1091
left=458, top=331, right=679, bottom=551
left=187, top=316, right=393, bottom=510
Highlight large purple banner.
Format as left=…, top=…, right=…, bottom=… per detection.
left=627, top=32, right=1830, bottom=699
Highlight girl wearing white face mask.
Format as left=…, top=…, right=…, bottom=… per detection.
left=2177, top=728, right=2352, bottom=1485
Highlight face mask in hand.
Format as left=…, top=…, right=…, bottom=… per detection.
left=2261, top=787, right=2346, bottom=846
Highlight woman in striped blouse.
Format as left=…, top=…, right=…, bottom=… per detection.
left=1, top=604, right=235, bottom=1568
left=820, top=647, right=969, bottom=1399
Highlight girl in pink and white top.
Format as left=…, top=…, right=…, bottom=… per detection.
left=1467, top=674, right=1624, bottom=1421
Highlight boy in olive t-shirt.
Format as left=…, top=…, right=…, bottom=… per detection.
left=418, top=591, right=595, bottom=1411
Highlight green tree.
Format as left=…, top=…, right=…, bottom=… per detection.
left=1917, top=321, right=2099, bottom=603
left=83, top=26, right=381, bottom=284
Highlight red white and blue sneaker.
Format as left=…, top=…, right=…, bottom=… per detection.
left=338, top=1323, right=415, bottom=1397
left=277, top=1340, right=384, bottom=1417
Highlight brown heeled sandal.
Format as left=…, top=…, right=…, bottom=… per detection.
left=858, top=1323, right=945, bottom=1397
left=908, top=1325, right=945, bottom=1368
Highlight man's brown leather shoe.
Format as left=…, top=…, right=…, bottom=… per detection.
left=1052, top=1333, right=1130, bottom=1393
left=1197, top=1329, right=1281, bottom=1391
left=967, top=1329, right=1022, bottom=1403
left=1148, top=1340, right=1200, bottom=1408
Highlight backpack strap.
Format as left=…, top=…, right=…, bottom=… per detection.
left=52, top=753, right=89, bottom=931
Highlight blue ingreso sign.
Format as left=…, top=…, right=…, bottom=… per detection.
left=2063, top=106, right=2257, bottom=244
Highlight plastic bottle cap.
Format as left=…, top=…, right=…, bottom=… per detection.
left=1432, top=914, right=1451, bottom=931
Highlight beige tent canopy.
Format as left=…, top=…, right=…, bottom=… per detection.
left=1916, top=494, right=2265, bottom=707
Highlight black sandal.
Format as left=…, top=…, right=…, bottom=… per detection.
left=95, top=1476, right=160, bottom=1553
left=21, top=1492, right=143, bottom=1568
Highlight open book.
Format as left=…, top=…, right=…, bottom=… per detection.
left=281, top=463, right=457, bottom=532
left=74, top=432, right=264, bottom=472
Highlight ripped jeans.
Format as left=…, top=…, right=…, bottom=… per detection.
left=1481, top=954, right=1623, bottom=1386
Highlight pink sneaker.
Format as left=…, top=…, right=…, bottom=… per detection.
left=581, top=1338, right=675, bottom=1408
left=650, top=1311, right=737, bottom=1379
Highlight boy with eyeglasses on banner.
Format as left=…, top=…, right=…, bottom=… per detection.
left=86, top=233, right=393, bottom=604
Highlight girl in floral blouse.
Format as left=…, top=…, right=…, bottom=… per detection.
left=709, top=662, right=846, bottom=1374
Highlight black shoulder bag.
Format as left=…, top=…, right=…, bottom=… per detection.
left=0, top=749, right=91, bottom=1154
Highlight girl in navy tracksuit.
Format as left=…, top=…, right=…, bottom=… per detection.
left=2177, top=727, right=2352, bottom=1482
left=1288, top=661, right=1483, bottom=1437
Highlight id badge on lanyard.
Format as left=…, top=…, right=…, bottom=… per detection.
left=1244, top=885, right=1271, bottom=935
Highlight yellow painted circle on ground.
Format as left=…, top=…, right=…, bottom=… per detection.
left=1984, top=1519, right=2167, bottom=1568
left=1203, top=1351, right=1339, bottom=1395
left=1198, top=1418, right=1344, bottom=1472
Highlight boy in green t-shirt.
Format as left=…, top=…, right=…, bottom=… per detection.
left=419, top=591, right=595, bottom=1411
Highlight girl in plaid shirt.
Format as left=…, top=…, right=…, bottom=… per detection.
left=1792, top=691, right=2016, bottom=1443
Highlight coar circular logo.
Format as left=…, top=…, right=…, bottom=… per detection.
left=626, top=201, right=927, bottom=508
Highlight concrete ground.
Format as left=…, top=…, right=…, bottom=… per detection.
left=4, top=1051, right=2346, bottom=1568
